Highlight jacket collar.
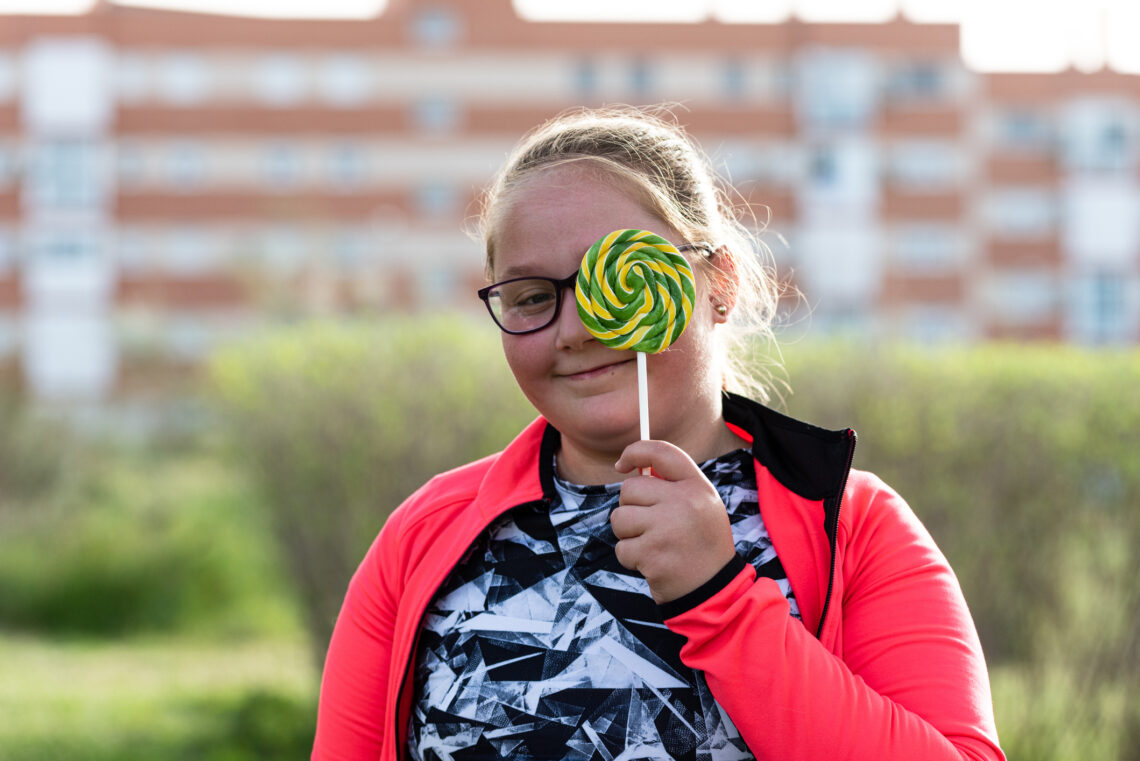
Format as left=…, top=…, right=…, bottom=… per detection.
left=489, top=392, right=854, bottom=509
left=721, top=392, right=855, bottom=504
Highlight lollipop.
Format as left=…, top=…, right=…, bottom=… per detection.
left=575, top=229, right=696, bottom=445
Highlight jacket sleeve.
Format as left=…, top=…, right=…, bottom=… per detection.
left=664, top=472, right=1005, bottom=761
left=312, top=510, right=404, bottom=761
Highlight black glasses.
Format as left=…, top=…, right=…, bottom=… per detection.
left=477, top=243, right=712, bottom=335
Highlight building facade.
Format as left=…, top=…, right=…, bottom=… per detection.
left=0, top=0, right=1138, bottom=399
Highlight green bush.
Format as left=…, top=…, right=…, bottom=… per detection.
left=194, top=689, right=316, bottom=761
left=779, top=342, right=1140, bottom=661
left=0, top=394, right=73, bottom=503
left=0, top=439, right=297, bottom=639
left=778, top=341, right=1140, bottom=757
left=208, top=316, right=535, bottom=667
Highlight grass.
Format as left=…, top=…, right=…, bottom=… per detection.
left=0, top=633, right=316, bottom=761
left=2, top=632, right=1129, bottom=761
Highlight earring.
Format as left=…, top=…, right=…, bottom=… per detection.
left=715, top=304, right=728, bottom=316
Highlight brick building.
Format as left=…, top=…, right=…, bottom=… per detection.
left=0, top=0, right=1138, bottom=399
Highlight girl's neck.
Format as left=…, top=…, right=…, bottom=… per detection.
left=554, top=414, right=749, bottom=486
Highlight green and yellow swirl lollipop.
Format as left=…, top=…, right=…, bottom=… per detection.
left=575, top=229, right=696, bottom=444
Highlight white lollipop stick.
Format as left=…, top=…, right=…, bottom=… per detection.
left=638, top=351, right=650, bottom=474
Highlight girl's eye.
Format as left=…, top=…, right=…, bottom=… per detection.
left=514, top=291, right=553, bottom=308
left=502, top=283, right=556, bottom=313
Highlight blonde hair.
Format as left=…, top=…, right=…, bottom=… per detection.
left=478, top=105, right=785, bottom=404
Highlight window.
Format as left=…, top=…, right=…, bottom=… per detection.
left=892, top=224, right=964, bottom=272
left=1062, top=99, right=1135, bottom=173
left=318, top=54, right=370, bottom=107
left=410, top=6, right=462, bottom=49
left=116, top=142, right=146, bottom=189
left=1070, top=270, right=1137, bottom=344
left=27, top=140, right=104, bottom=209
left=887, top=141, right=963, bottom=191
left=261, top=143, right=301, bottom=190
left=796, top=224, right=882, bottom=304
left=325, top=142, right=366, bottom=191
left=986, top=270, right=1058, bottom=324
left=254, top=54, right=307, bottom=106
left=415, top=181, right=458, bottom=217
left=995, top=108, right=1054, bottom=152
left=30, top=230, right=99, bottom=265
left=796, top=49, right=879, bottom=130
left=158, top=52, right=212, bottom=106
left=809, top=147, right=838, bottom=185
left=262, top=226, right=306, bottom=272
left=804, top=140, right=878, bottom=206
left=629, top=58, right=652, bottom=99
left=166, top=141, right=206, bottom=191
left=765, top=60, right=793, bottom=101
left=575, top=58, right=598, bottom=99
left=723, top=58, right=746, bottom=101
left=751, top=142, right=802, bottom=186
left=412, top=97, right=459, bottom=133
left=885, top=60, right=947, bottom=102
left=115, top=227, right=151, bottom=273
left=163, top=227, right=215, bottom=274
left=985, top=188, right=1055, bottom=238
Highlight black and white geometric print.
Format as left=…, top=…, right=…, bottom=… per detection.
left=409, top=449, right=798, bottom=761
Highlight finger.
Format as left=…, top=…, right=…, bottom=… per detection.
left=615, top=439, right=703, bottom=482
left=610, top=503, right=650, bottom=540
left=617, top=473, right=675, bottom=507
left=613, top=535, right=644, bottom=573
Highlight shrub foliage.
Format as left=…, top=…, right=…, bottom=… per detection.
left=209, top=317, right=534, bottom=666
left=779, top=341, right=1140, bottom=760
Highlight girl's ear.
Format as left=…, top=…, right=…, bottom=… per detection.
left=707, top=246, right=739, bottom=322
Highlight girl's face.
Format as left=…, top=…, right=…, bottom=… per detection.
left=491, top=165, right=727, bottom=465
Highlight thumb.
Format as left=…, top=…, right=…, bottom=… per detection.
left=615, top=439, right=700, bottom=482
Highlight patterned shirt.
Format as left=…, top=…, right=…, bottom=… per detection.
left=409, top=448, right=798, bottom=761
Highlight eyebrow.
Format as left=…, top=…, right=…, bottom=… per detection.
left=495, top=266, right=577, bottom=281
left=495, top=266, right=536, bottom=279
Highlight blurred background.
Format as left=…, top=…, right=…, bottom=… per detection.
left=0, top=1, right=1138, bottom=759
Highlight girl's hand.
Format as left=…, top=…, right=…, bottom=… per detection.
left=610, top=439, right=738, bottom=604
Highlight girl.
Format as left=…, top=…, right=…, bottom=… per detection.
left=313, top=106, right=1005, bottom=761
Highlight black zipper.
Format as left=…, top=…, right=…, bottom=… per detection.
left=814, top=429, right=856, bottom=640
left=391, top=498, right=551, bottom=760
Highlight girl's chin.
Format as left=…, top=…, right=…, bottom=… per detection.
left=551, top=400, right=639, bottom=442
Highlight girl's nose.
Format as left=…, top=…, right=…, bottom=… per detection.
left=554, top=284, right=593, bottom=350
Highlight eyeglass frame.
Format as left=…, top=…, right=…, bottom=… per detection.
left=476, top=242, right=714, bottom=335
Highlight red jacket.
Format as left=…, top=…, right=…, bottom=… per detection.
left=313, top=394, right=1005, bottom=761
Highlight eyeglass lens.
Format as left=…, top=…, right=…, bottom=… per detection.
left=487, top=278, right=565, bottom=333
